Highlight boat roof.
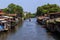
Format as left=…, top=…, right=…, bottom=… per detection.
left=2, top=16, right=13, bottom=18
left=1, top=21, right=7, bottom=23
left=0, top=19, right=5, bottom=21
left=2, top=16, right=9, bottom=18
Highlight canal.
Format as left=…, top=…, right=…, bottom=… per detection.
left=0, top=18, right=60, bottom=40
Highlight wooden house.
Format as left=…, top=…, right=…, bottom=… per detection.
left=49, top=12, right=60, bottom=19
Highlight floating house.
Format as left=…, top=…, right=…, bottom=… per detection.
left=46, top=12, right=60, bottom=32
left=37, top=12, right=60, bottom=32
left=0, top=19, right=9, bottom=31
left=49, top=12, right=60, bottom=19
left=0, top=9, right=19, bottom=32
left=37, top=15, right=49, bottom=25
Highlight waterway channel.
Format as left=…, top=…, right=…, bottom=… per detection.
left=0, top=18, right=60, bottom=40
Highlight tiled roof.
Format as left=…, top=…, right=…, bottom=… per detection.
left=0, top=12, right=5, bottom=15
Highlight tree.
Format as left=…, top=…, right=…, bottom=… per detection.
left=3, top=3, right=23, bottom=17
left=25, top=12, right=31, bottom=18
left=36, top=4, right=60, bottom=16
left=8, top=3, right=16, bottom=14
left=3, top=8, right=9, bottom=13
left=14, top=5, right=23, bottom=17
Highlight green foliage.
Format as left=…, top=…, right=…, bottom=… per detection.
left=36, top=4, right=60, bottom=16
left=26, top=12, right=31, bottom=18
left=23, top=12, right=36, bottom=19
left=3, top=3, right=23, bottom=17
left=3, top=8, right=9, bottom=13
left=8, top=3, right=16, bottom=14
left=30, top=14, right=36, bottom=18
left=25, top=12, right=35, bottom=18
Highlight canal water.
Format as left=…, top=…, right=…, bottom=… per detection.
left=0, top=18, right=60, bottom=40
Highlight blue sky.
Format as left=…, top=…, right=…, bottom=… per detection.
left=0, top=0, right=60, bottom=13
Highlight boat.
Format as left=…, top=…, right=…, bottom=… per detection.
left=0, top=20, right=9, bottom=31
left=0, top=17, right=14, bottom=31
left=29, top=18, right=31, bottom=22
left=37, top=16, right=49, bottom=25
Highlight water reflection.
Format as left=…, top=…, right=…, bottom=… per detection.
left=0, top=18, right=60, bottom=40
left=49, top=32, right=60, bottom=40
left=0, top=21, right=23, bottom=40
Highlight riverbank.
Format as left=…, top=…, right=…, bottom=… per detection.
left=37, top=16, right=60, bottom=33
left=0, top=15, right=23, bottom=32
